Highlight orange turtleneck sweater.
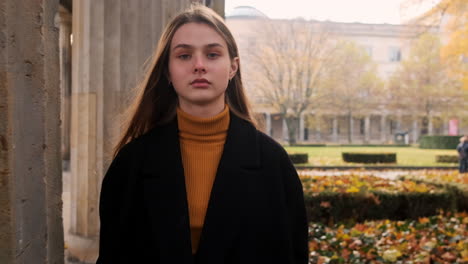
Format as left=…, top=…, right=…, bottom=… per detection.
left=176, top=106, right=230, bottom=254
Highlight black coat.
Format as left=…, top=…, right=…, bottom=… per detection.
left=96, top=112, right=308, bottom=264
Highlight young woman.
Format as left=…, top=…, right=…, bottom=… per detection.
left=97, top=4, right=308, bottom=264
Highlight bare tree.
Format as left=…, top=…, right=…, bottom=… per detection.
left=246, top=20, right=335, bottom=145
left=319, top=40, right=384, bottom=143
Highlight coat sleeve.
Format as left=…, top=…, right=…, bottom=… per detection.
left=280, top=151, right=309, bottom=264
left=96, top=142, right=141, bottom=263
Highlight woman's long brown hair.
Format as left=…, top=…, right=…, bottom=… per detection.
left=114, top=4, right=256, bottom=157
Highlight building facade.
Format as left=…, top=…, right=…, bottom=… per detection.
left=226, top=6, right=468, bottom=144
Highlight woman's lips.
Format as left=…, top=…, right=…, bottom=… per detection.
left=191, top=79, right=210, bottom=88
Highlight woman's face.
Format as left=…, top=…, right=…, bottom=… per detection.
left=168, top=22, right=238, bottom=116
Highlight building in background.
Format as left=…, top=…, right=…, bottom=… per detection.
left=226, top=6, right=468, bottom=144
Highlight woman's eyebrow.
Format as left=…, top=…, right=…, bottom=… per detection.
left=205, top=43, right=224, bottom=49
left=172, top=43, right=224, bottom=51
left=172, top=44, right=192, bottom=51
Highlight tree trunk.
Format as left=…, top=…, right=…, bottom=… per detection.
left=347, top=113, right=353, bottom=144
left=421, top=116, right=428, bottom=135
left=285, top=116, right=299, bottom=145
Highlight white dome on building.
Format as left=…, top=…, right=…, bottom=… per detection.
left=226, top=6, right=269, bottom=19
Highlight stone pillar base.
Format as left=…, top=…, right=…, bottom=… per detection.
left=66, top=233, right=98, bottom=264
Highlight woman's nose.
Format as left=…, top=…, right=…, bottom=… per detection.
left=193, top=56, right=206, bottom=73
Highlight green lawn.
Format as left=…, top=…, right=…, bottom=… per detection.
left=284, top=146, right=458, bottom=166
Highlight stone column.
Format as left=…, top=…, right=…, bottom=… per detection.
left=55, top=7, right=72, bottom=167
left=428, top=115, right=433, bottom=135
left=412, top=118, right=419, bottom=143
left=206, top=0, right=225, bottom=17
left=299, top=112, right=305, bottom=142
left=396, top=113, right=402, bottom=132
left=332, top=116, right=338, bottom=142
left=282, top=118, right=288, bottom=142
left=69, top=1, right=208, bottom=262
left=265, top=112, right=272, bottom=136
left=315, top=114, right=321, bottom=142
left=0, top=1, right=63, bottom=264
left=443, top=118, right=449, bottom=135
left=162, top=0, right=199, bottom=27
left=349, top=116, right=354, bottom=143
left=69, top=1, right=103, bottom=261
left=380, top=115, right=386, bottom=143
left=364, top=116, right=371, bottom=143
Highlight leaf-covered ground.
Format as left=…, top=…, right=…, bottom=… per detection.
left=399, top=170, right=468, bottom=186
left=299, top=173, right=444, bottom=195
left=309, top=212, right=468, bottom=263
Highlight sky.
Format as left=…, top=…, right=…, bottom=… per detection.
left=225, top=0, right=439, bottom=24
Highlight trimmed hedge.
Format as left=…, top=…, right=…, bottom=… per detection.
left=289, top=153, right=308, bottom=164
left=302, top=175, right=468, bottom=225
left=338, top=144, right=410, bottom=147
left=290, top=144, right=327, bottom=147
left=435, top=155, right=459, bottom=163
left=399, top=177, right=468, bottom=216
left=419, top=135, right=461, bottom=149
left=304, top=189, right=462, bottom=225
left=342, top=153, right=396, bottom=163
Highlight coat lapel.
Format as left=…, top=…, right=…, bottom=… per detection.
left=141, top=119, right=193, bottom=263
left=196, top=113, right=261, bottom=262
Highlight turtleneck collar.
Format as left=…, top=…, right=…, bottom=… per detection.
left=177, top=105, right=230, bottom=143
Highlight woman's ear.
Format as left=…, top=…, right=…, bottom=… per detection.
left=229, top=57, right=239, bottom=80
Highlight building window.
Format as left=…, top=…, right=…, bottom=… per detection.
left=389, top=47, right=401, bottom=62
left=360, top=119, right=365, bottom=135
left=390, top=120, right=396, bottom=134
left=328, top=118, right=334, bottom=134
left=364, top=46, right=373, bottom=58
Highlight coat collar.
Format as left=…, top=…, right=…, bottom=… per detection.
left=141, top=111, right=260, bottom=263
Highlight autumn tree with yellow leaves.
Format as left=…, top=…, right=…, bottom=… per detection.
left=319, top=41, right=384, bottom=143
left=388, top=33, right=465, bottom=135
left=404, top=0, right=468, bottom=90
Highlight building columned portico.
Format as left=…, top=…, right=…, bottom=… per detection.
left=256, top=110, right=461, bottom=144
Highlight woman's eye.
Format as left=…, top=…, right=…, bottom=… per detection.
left=207, top=53, right=219, bottom=59
left=178, top=54, right=190, bottom=60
